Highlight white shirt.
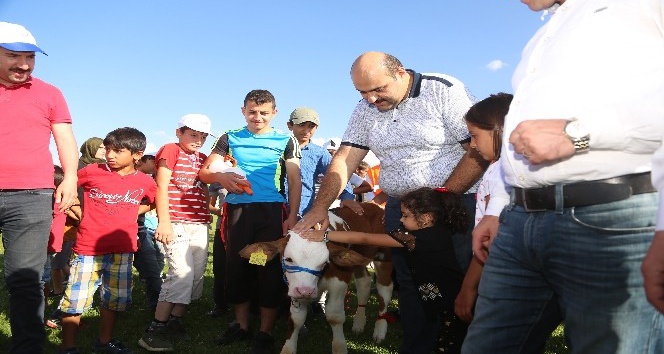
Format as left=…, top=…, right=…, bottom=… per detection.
left=475, top=161, right=510, bottom=226
left=502, top=0, right=664, bottom=188
left=330, top=173, right=365, bottom=209
left=348, top=173, right=365, bottom=188
left=363, top=174, right=376, bottom=202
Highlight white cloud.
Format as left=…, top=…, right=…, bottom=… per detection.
left=312, top=137, right=343, bottom=149
left=486, top=59, right=507, bottom=71
left=310, top=137, right=326, bottom=147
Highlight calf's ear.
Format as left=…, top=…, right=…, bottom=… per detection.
left=327, top=243, right=372, bottom=267
left=239, top=237, right=288, bottom=261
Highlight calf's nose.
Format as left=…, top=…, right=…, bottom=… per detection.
left=294, top=286, right=316, bottom=298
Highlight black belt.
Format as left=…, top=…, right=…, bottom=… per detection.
left=514, top=172, right=655, bottom=212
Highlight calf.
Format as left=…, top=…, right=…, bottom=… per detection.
left=239, top=203, right=393, bottom=354
left=329, top=204, right=394, bottom=344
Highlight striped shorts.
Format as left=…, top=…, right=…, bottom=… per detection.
left=59, top=253, right=133, bottom=314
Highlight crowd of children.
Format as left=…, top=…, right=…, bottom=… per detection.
left=35, top=88, right=514, bottom=354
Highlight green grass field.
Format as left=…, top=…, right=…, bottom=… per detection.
left=0, top=230, right=569, bottom=353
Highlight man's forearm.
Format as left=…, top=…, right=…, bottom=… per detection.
left=312, top=146, right=367, bottom=212
left=444, top=148, right=489, bottom=194
left=312, top=169, right=348, bottom=211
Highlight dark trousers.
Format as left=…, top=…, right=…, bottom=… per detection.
left=0, top=189, right=53, bottom=354
left=212, top=228, right=227, bottom=308
left=133, top=228, right=164, bottom=310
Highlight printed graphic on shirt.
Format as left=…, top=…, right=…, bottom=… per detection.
left=88, top=187, right=145, bottom=215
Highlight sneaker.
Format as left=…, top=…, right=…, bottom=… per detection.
left=46, top=309, right=62, bottom=329
left=166, top=317, right=190, bottom=341
left=45, top=317, right=61, bottom=329
left=138, top=324, right=174, bottom=352
left=251, top=331, right=275, bottom=354
left=92, top=339, right=132, bottom=354
left=214, top=323, right=251, bottom=345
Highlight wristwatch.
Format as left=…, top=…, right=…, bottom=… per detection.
left=564, top=119, right=590, bottom=153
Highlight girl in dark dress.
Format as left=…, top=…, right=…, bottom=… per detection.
left=302, top=187, right=470, bottom=353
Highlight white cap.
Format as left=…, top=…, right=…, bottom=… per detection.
left=0, top=22, right=46, bottom=54
left=178, top=114, right=212, bottom=134
left=323, top=138, right=341, bottom=151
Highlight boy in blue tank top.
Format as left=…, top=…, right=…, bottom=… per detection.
left=199, top=89, right=301, bottom=354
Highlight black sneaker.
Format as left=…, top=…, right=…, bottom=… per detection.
left=214, top=323, right=251, bottom=345
left=45, top=316, right=61, bottom=329
left=251, top=331, right=275, bottom=354
left=46, top=308, right=63, bottom=329
left=166, top=317, right=190, bottom=341
left=138, top=324, right=174, bottom=352
left=92, top=339, right=132, bottom=354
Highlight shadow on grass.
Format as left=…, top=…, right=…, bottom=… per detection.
left=0, top=234, right=400, bottom=354
left=0, top=232, right=568, bottom=354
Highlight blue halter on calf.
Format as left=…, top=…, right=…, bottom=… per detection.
left=281, top=257, right=329, bottom=285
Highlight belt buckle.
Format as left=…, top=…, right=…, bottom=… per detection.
left=520, top=188, right=547, bottom=212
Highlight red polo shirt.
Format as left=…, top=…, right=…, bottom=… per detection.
left=0, top=77, right=72, bottom=189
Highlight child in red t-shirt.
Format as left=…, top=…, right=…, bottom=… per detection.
left=58, top=127, right=157, bottom=354
left=139, top=114, right=212, bottom=352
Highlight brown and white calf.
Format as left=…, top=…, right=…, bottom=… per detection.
left=239, top=203, right=393, bottom=354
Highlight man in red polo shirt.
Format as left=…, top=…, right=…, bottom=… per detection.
left=0, top=21, right=78, bottom=353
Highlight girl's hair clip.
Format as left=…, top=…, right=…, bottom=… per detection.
left=433, top=187, right=450, bottom=193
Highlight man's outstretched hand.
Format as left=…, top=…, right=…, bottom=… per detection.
left=291, top=207, right=330, bottom=234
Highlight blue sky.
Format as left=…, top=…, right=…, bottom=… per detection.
left=1, top=1, right=545, bottom=158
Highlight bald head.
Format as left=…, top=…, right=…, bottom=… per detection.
left=350, top=52, right=410, bottom=112
left=351, top=51, right=403, bottom=79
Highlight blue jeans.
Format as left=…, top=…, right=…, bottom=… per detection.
left=463, top=193, right=664, bottom=354
left=387, top=194, right=475, bottom=354
left=133, top=227, right=164, bottom=310
left=0, top=189, right=53, bottom=354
